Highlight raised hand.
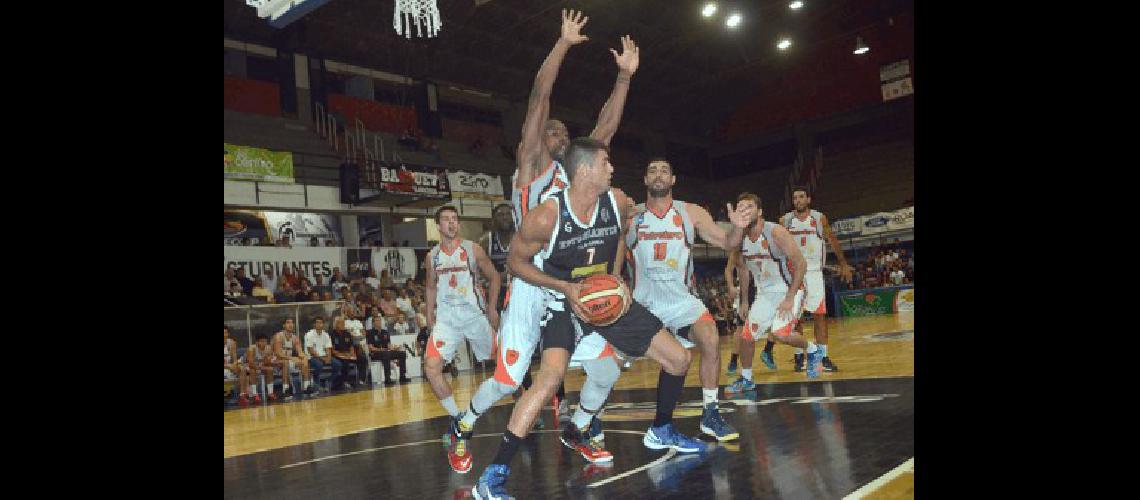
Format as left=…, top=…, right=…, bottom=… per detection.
left=560, top=9, right=590, bottom=45
left=611, top=35, right=640, bottom=75
left=726, top=202, right=755, bottom=229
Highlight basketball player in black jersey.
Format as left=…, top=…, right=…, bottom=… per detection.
left=474, top=138, right=704, bottom=499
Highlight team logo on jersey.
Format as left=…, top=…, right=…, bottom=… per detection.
left=810, top=218, right=817, bottom=227
left=458, top=286, right=467, bottom=296
left=673, top=214, right=683, bottom=227
left=600, top=208, right=610, bottom=223
left=505, top=349, right=519, bottom=366
left=666, top=258, right=679, bottom=270
left=565, top=221, right=573, bottom=233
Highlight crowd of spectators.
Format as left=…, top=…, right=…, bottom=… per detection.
left=842, top=242, right=914, bottom=290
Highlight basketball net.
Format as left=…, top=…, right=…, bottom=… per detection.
left=394, top=0, right=442, bottom=39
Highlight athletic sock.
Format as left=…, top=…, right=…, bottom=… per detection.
left=492, top=430, right=523, bottom=466
left=806, top=342, right=818, bottom=354
left=652, top=369, right=685, bottom=428
left=819, top=344, right=828, bottom=358
left=702, top=388, right=718, bottom=406
left=741, top=368, right=753, bottom=381
left=441, top=395, right=460, bottom=417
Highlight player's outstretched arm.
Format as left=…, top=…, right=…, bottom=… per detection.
left=516, top=9, right=589, bottom=188
left=589, top=35, right=639, bottom=147
left=689, top=202, right=753, bottom=250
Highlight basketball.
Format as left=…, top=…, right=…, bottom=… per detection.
left=577, top=274, right=628, bottom=326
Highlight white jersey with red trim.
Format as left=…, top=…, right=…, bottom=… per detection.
left=625, top=200, right=696, bottom=305
left=429, top=239, right=485, bottom=319
left=511, top=160, right=569, bottom=227
left=741, top=221, right=794, bottom=293
left=781, top=210, right=826, bottom=272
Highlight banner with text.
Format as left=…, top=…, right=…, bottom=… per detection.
left=225, top=246, right=344, bottom=282
left=262, top=211, right=342, bottom=246
left=447, top=171, right=505, bottom=200
left=886, top=206, right=914, bottom=231
left=839, top=288, right=898, bottom=317
left=224, top=143, right=295, bottom=183
left=372, top=162, right=451, bottom=200
left=832, top=217, right=863, bottom=238
left=224, top=210, right=272, bottom=246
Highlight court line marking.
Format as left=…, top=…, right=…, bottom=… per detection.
left=842, top=457, right=913, bottom=500
left=586, top=447, right=677, bottom=488
left=278, top=428, right=670, bottom=481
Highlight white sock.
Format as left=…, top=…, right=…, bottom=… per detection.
left=806, top=342, right=818, bottom=354
left=268, top=384, right=275, bottom=395
left=795, top=347, right=805, bottom=354
left=819, top=344, right=828, bottom=357
left=441, top=396, right=460, bottom=417
left=741, top=368, right=753, bottom=381
left=460, top=409, right=478, bottom=428
left=572, top=407, right=593, bottom=430
left=248, top=385, right=257, bottom=395
left=283, top=383, right=290, bottom=392
left=304, top=379, right=312, bottom=389
left=702, top=388, right=718, bottom=405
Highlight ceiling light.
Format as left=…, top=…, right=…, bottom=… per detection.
left=726, top=13, right=742, bottom=28
left=702, top=3, right=717, bottom=18
left=777, top=38, right=792, bottom=50
left=853, top=36, right=869, bottom=54
left=789, top=1, right=804, bottom=9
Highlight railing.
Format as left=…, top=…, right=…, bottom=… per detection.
left=224, top=300, right=346, bottom=349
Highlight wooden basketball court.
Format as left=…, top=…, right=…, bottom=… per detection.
left=224, top=312, right=914, bottom=499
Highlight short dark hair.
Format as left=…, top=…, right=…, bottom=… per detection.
left=562, top=137, right=609, bottom=180
left=493, top=203, right=512, bottom=215
left=737, top=192, right=761, bottom=207
left=256, top=333, right=269, bottom=342
left=313, top=316, right=324, bottom=324
left=791, top=185, right=811, bottom=197
left=224, top=325, right=230, bottom=332
left=646, top=158, right=672, bottom=174
left=435, top=205, right=459, bottom=222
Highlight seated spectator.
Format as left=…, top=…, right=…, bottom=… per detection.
left=396, top=289, right=417, bottom=320
left=329, top=317, right=361, bottom=390
left=294, top=279, right=314, bottom=302
left=330, top=267, right=350, bottom=290
left=380, top=270, right=395, bottom=289
left=312, top=275, right=331, bottom=296
left=272, top=318, right=316, bottom=399
left=305, top=317, right=333, bottom=392
left=251, top=279, right=274, bottom=303
left=224, top=326, right=249, bottom=403
left=863, top=266, right=880, bottom=288
left=225, top=268, right=240, bottom=294
left=325, top=239, right=336, bottom=247
left=308, top=291, right=320, bottom=302
left=378, top=290, right=400, bottom=318
left=321, top=291, right=334, bottom=302
left=365, top=269, right=383, bottom=290
left=281, top=266, right=301, bottom=291
left=889, top=266, right=907, bottom=285
left=366, top=324, right=410, bottom=385
left=415, top=302, right=429, bottom=334
left=235, top=268, right=254, bottom=295
left=389, top=312, right=414, bottom=336
left=260, top=268, right=278, bottom=294
left=226, top=283, right=244, bottom=298
left=309, top=237, right=320, bottom=247
left=240, top=333, right=276, bottom=405
left=365, top=305, right=386, bottom=333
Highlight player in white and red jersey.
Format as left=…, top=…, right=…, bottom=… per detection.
left=725, top=192, right=825, bottom=396
left=772, top=186, right=853, bottom=373
left=619, top=158, right=753, bottom=442
left=423, top=205, right=501, bottom=474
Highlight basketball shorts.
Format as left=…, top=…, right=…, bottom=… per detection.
left=641, top=292, right=713, bottom=349
left=426, top=307, right=493, bottom=364
left=802, top=270, right=827, bottom=315
left=740, top=288, right=805, bottom=341
left=542, top=295, right=663, bottom=358
left=493, top=278, right=615, bottom=385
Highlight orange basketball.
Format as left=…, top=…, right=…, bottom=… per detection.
left=577, top=274, right=628, bottom=326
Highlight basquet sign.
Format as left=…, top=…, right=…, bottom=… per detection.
left=375, top=162, right=450, bottom=200
left=224, top=143, right=295, bottom=183
left=840, top=288, right=898, bottom=317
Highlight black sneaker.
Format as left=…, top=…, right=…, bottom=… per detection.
left=304, top=385, right=317, bottom=396
left=384, top=379, right=396, bottom=386
left=450, top=365, right=459, bottom=378
left=398, top=377, right=411, bottom=384
left=822, top=357, right=839, bottom=372
left=793, top=353, right=805, bottom=373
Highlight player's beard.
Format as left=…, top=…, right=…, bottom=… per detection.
left=648, top=180, right=671, bottom=198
